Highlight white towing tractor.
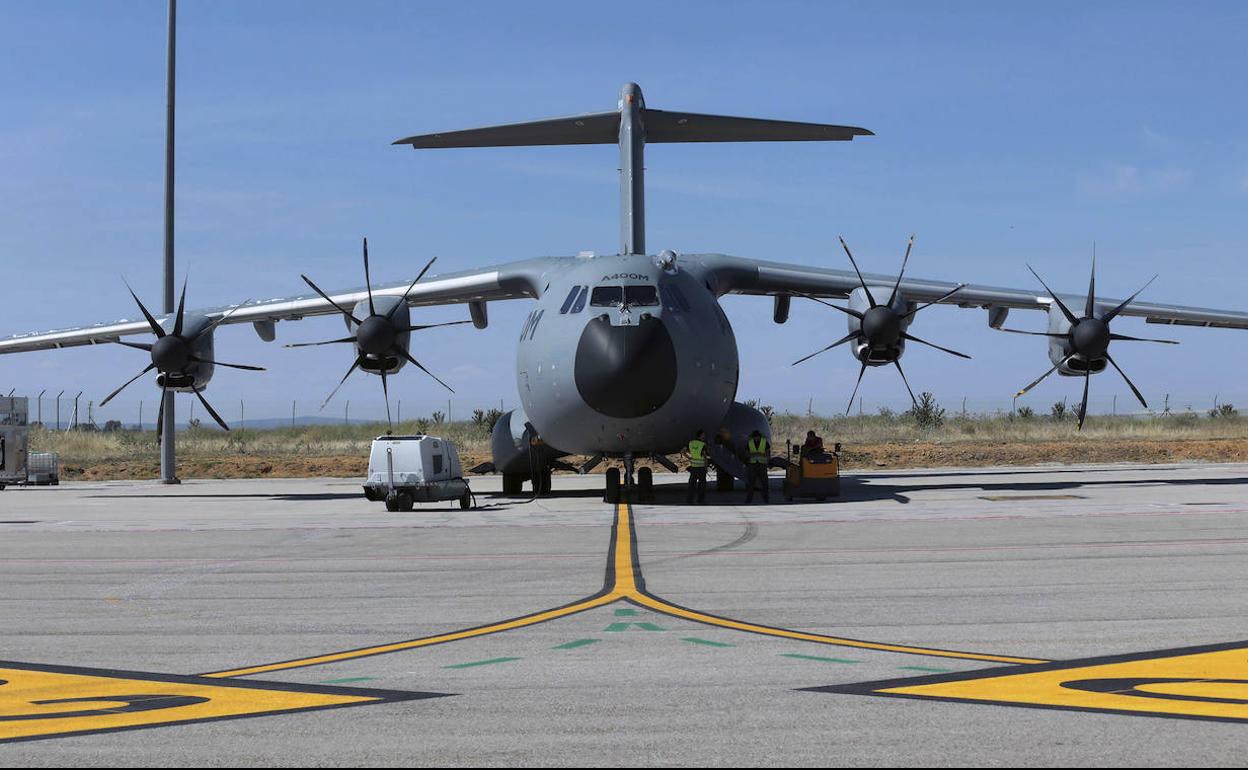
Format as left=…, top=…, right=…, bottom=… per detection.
left=364, top=434, right=473, bottom=512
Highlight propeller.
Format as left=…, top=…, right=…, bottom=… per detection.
left=793, top=235, right=971, bottom=414
left=289, top=237, right=470, bottom=425
left=1010, top=256, right=1176, bottom=429
left=101, top=279, right=264, bottom=433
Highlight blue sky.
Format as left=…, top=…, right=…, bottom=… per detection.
left=2, top=0, right=1247, bottom=423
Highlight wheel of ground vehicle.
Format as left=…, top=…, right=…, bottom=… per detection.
left=459, top=490, right=471, bottom=510
left=503, top=473, right=525, bottom=495
left=604, top=468, right=621, bottom=503
left=637, top=467, right=654, bottom=502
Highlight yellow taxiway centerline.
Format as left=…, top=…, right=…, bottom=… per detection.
left=204, top=501, right=1043, bottom=678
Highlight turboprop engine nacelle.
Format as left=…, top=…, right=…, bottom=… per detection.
left=1045, top=302, right=1108, bottom=376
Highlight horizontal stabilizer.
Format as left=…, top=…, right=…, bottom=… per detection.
left=395, top=109, right=871, bottom=149
left=644, top=110, right=872, bottom=143
left=394, top=111, right=620, bottom=148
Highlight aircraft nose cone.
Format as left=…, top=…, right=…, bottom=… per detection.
left=575, top=315, right=677, bottom=419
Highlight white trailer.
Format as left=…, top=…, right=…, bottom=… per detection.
left=0, top=397, right=29, bottom=490
left=364, top=435, right=472, bottom=512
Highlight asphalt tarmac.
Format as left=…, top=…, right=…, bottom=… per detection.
left=1, top=462, right=1246, bottom=766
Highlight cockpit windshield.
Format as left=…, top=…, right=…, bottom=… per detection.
left=590, top=286, right=624, bottom=307
left=623, top=285, right=659, bottom=307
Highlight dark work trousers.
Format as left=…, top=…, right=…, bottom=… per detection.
left=687, top=466, right=707, bottom=504
left=744, top=463, right=770, bottom=503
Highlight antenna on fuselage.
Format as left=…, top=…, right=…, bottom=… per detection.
left=393, top=83, right=873, bottom=257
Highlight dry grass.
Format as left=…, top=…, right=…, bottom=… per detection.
left=29, top=406, right=1248, bottom=480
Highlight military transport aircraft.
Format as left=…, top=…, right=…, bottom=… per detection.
left=3, top=83, right=1247, bottom=498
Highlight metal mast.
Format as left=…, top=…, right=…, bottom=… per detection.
left=159, top=0, right=179, bottom=483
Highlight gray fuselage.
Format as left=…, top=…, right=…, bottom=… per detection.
left=515, top=254, right=739, bottom=456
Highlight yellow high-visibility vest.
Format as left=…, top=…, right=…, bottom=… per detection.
left=747, top=437, right=769, bottom=464
left=688, top=439, right=707, bottom=468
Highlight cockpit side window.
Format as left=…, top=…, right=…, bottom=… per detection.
left=591, top=286, right=624, bottom=307
left=624, top=285, right=659, bottom=307
left=559, top=286, right=581, bottom=314
left=570, top=285, right=588, bottom=313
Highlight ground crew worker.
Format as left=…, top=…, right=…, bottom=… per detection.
left=801, top=430, right=825, bottom=458
left=744, top=429, right=771, bottom=503
left=686, top=429, right=708, bottom=505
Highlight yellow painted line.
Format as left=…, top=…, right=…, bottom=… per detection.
left=629, top=593, right=1043, bottom=664
left=0, top=662, right=433, bottom=744
left=847, top=642, right=1248, bottom=722
left=202, top=593, right=617, bottom=678
left=207, top=500, right=1042, bottom=678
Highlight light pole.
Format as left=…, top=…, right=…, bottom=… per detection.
left=159, top=0, right=179, bottom=483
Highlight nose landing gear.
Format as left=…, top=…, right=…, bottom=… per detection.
left=604, top=453, right=654, bottom=503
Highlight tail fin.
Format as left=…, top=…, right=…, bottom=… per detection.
left=393, top=83, right=871, bottom=255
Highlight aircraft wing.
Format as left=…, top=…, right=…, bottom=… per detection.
left=0, top=257, right=566, bottom=354
left=697, top=253, right=1248, bottom=330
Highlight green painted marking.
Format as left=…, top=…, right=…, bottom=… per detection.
left=899, top=665, right=955, bottom=673
left=443, top=657, right=521, bottom=669
left=681, top=637, right=735, bottom=648
left=604, top=622, right=665, bottom=632
left=614, top=608, right=639, bottom=617
left=318, top=676, right=377, bottom=684
left=553, top=638, right=600, bottom=650
left=779, top=653, right=860, bottom=664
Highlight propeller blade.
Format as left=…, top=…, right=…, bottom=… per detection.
left=1077, top=371, right=1090, bottom=430
left=301, top=274, right=361, bottom=325
left=791, top=331, right=859, bottom=366
left=838, top=236, right=877, bottom=307
left=362, top=237, right=376, bottom=317
left=394, top=256, right=439, bottom=316
left=893, top=359, right=919, bottom=409
left=901, top=332, right=972, bottom=360
left=197, top=299, right=253, bottom=340
left=1085, top=248, right=1097, bottom=320
left=887, top=234, right=915, bottom=308
left=321, top=354, right=365, bottom=410
left=191, top=385, right=230, bottom=431
left=380, top=369, right=392, bottom=427
left=123, top=279, right=166, bottom=338
left=100, top=363, right=156, bottom=407
left=1015, top=359, right=1066, bottom=398
left=900, top=283, right=967, bottom=320
left=844, top=360, right=868, bottom=415
left=1101, top=274, right=1160, bottom=323
left=1106, top=353, right=1149, bottom=409
left=156, top=384, right=168, bottom=442
left=172, top=275, right=189, bottom=337
left=797, top=293, right=865, bottom=320
left=115, top=340, right=155, bottom=352
left=283, top=336, right=358, bottom=348
left=1026, top=265, right=1080, bottom=326
left=1109, top=333, right=1179, bottom=345
left=394, top=346, right=454, bottom=393
left=997, top=328, right=1069, bottom=338
left=188, top=356, right=266, bottom=372
left=396, top=320, right=474, bottom=333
